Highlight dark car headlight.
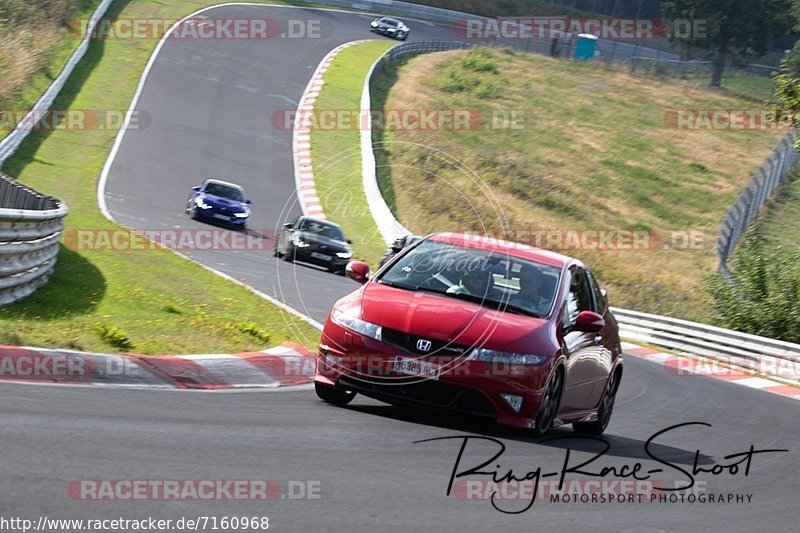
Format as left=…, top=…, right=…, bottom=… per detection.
left=233, top=211, right=249, bottom=218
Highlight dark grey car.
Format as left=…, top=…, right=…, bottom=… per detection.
left=369, top=17, right=410, bottom=40
left=274, top=216, right=353, bottom=275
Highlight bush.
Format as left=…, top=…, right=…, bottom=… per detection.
left=706, top=231, right=800, bottom=343
left=225, top=321, right=271, bottom=344
left=474, top=81, right=504, bottom=98
left=163, top=303, right=184, bottom=314
left=434, top=48, right=508, bottom=98
left=96, top=324, right=134, bottom=350
left=436, top=68, right=482, bottom=93
left=459, top=48, right=499, bottom=73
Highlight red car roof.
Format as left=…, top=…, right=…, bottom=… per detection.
left=427, top=232, right=573, bottom=268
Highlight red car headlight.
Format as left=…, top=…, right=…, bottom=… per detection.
left=331, top=309, right=383, bottom=342
left=466, top=348, right=547, bottom=366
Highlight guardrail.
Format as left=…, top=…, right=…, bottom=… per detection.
left=0, top=172, right=68, bottom=305
left=716, top=132, right=798, bottom=271
left=362, top=40, right=475, bottom=244
left=0, top=0, right=114, bottom=167
left=612, top=307, right=800, bottom=384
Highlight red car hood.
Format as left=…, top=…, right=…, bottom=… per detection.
left=355, top=282, right=556, bottom=353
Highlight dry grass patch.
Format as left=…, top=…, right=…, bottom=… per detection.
left=375, top=47, right=784, bottom=320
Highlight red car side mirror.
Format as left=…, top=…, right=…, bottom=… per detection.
left=575, top=310, right=605, bottom=332
left=346, top=261, right=371, bottom=284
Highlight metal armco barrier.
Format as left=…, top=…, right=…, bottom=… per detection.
left=0, top=172, right=68, bottom=305
left=361, top=40, right=476, bottom=244
left=612, top=307, right=800, bottom=384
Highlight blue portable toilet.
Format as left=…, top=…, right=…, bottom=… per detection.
left=575, top=33, right=598, bottom=60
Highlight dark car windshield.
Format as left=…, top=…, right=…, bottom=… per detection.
left=380, top=18, right=399, bottom=26
left=204, top=182, right=244, bottom=202
left=377, top=239, right=561, bottom=318
left=302, top=220, right=346, bottom=242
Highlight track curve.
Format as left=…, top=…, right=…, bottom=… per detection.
left=7, top=4, right=795, bottom=531
left=101, top=4, right=456, bottom=324
left=1, top=356, right=798, bottom=529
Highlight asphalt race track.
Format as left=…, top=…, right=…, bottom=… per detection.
left=1, top=357, right=798, bottom=530
left=3, top=4, right=797, bottom=532
left=102, top=4, right=459, bottom=323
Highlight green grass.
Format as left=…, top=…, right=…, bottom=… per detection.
left=0, top=0, right=322, bottom=354
left=310, top=40, right=397, bottom=266
left=673, top=72, right=776, bottom=102
left=751, top=169, right=800, bottom=249
left=373, top=47, right=785, bottom=321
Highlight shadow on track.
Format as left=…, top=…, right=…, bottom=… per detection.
left=340, top=401, right=714, bottom=465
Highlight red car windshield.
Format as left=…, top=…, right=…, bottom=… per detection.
left=377, top=239, right=561, bottom=318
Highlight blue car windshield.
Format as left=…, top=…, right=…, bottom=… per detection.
left=204, top=183, right=243, bottom=202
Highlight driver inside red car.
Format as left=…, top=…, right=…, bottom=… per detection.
left=447, top=263, right=502, bottom=300
left=509, top=264, right=551, bottom=314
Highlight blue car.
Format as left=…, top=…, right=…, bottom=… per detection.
left=185, top=179, right=251, bottom=228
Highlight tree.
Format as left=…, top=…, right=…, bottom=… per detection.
left=662, top=0, right=794, bottom=88
left=707, top=231, right=800, bottom=344
left=774, top=62, right=800, bottom=147
left=772, top=0, right=800, bottom=148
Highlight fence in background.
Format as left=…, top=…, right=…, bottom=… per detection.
left=0, top=172, right=68, bottom=305
left=315, top=0, right=778, bottom=78
left=716, top=133, right=798, bottom=270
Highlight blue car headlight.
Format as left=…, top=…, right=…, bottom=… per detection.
left=467, top=348, right=547, bottom=366
left=331, top=309, right=382, bottom=342
left=233, top=210, right=249, bottom=218
left=195, top=197, right=212, bottom=209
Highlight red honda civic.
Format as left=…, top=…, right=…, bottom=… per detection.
left=314, top=232, right=623, bottom=435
